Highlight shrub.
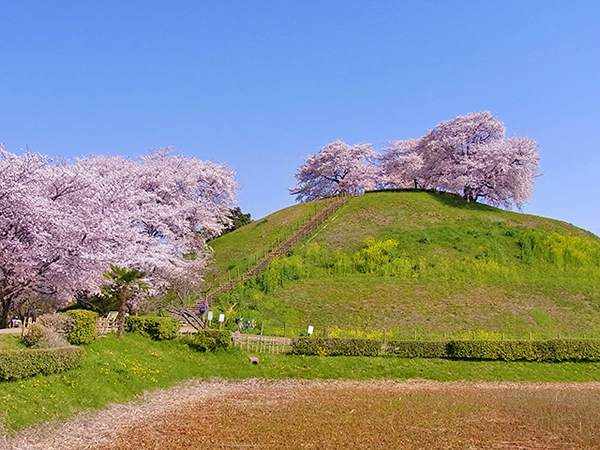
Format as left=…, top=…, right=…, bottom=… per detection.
left=447, top=340, right=538, bottom=361
left=290, top=337, right=382, bottom=356
left=383, top=340, right=449, bottom=358
left=182, top=329, right=232, bottom=352
left=125, top=316, right=180, bottom=340
left=446, top=339, right=600, bottom=362
left=538, top=339, right=600, bottom=362
left=124, top=316, right=147, bottom=334
left=290, top=337, right=600, bottom=362
left=63, top=310, right=98, bottom=345
left=22, top=323, right=69, bottom=348
left=38, top=313, right=74, bottom=336
left=0, top=346, right=84, bottom=381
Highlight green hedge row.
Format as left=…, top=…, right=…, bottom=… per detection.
left=448, top=339, right=600, bottom=362
left=0, top=347, right=84, bottom=381
left=291, top=337, right=600, bottom=362
left=181, top=329, right=232, bottom=352
left=384, top=340, right=449, bottom=358
left=125, top=316, right=180, bottom=340
left=290, top=337, right=381, bottom=356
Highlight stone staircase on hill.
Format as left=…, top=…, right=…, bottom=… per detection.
left=184, top=194, right=351, bottom=320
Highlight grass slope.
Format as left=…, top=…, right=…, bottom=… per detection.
left=209, top=190, right=600, bottom=338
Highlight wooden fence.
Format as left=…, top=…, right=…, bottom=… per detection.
left=96, top=312, right=118, bottom=335
left=232, top=333, right=292, bottom=354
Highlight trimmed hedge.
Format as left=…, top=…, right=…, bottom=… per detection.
left=290, top=337, right=600, bottom=362
left=383, top=340, right=449, bottom=358
left=448, top=339, right=600, bottom=362
left=125, top=316, right=180, bottom=340
left=0, top=346, right=84, bottom=381
left=182, top=329, right=232, bottom=352
left=62, top=310, right=98, bottom=345
left=291, top=337, right=382, bottom=356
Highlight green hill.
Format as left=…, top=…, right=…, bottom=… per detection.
left=207, top=191, right=600, bottom=339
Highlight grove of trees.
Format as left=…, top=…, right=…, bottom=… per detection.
left=293, top=112, right=540, bottom=209
left=0, top=146, right=237, bottom=328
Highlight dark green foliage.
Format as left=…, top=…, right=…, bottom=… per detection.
left=181, top=329, right=232, bottom=352
left=221, top=207, right=252, bottom=235
left=124, top=316, right=180, bottom=340
left=448, top=340, right=538, bottom=361
left=448, top=339, right=600, bottom=362
left=384, top=340, right=449, bottom=358
left=62, top=310, right=98, bottom=345
left=0, top=347, right=84, bottom=380
left=290, top=337, right=600, bottom=362
left=291, top=337, right=382, bottom=356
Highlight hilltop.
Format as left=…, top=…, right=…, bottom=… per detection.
left=207, top=190, right=600, bottom=339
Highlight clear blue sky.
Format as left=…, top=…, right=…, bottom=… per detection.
left=2, top=1, right=599, bottom=236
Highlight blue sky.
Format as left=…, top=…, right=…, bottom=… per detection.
left=1, top=1, right=599, bottom=236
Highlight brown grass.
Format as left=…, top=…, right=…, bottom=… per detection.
left=6, top=379, right=600, bottom=450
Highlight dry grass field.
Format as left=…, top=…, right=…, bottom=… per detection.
left=6, top=379, right=600, bottom=450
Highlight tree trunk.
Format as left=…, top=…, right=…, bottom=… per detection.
left=0, top=296, right=12, bottom=329
left=116, top=287, right=131, bottom=338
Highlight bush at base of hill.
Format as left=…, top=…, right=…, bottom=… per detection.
left=291, top=337, right=600, bottom=362
left=125, top=316, right=180, bottom=340
left=180, top=329, right=232, bottom=352
left=22, top=323, right=70, bottom=348
left=448, top=339, right=600, bottom=362
left=63, top=310, right=99, bottom=345
left=383, top=340, right=449, bottom=358
left=291, top=337, right=382, bottom=356
left=0, top=346, right=84, bottom=381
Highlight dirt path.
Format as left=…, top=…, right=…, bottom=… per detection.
left=3, top=379, right=600, bottom=450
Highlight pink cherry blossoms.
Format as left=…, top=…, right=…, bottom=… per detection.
left=293, top=112, right=540, bottom=209
left=0, top=145, right=237, bottom=327
left=291, top=140, right=380, bottom=202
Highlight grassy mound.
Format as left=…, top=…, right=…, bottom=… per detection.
left=209, top=190, right=600, bottom=338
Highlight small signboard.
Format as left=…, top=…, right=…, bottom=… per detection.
left=307, top=325, right=314, bottom=335
left=207, top=311, right=213, bottom=321
left=218, top=313, right=225, bottom=323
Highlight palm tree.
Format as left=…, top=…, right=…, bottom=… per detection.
left=103, top=265, right=148, bottom=338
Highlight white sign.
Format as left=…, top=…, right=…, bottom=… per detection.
left=218, top=313, right=225, bottom=323
left=207, top=311, right=213, bottom=321
left=307, top=325, right=314, bottom=335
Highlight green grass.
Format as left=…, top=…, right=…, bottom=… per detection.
left=2, top=332, right=600, bottom=434
left=208, top=190, right=600, bottom=338
left=204, top=197, right=335, bottom=294
left=0, top=335, right=26, bottom=350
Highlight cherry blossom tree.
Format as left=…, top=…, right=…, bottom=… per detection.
left=0, top=145, right=238, bottom=327
left=72, top=150, right=238, bottom=321
left=0, top=147, right=93, bottom=327
left=410, top=112, right=540, bottom=208
left=291, top=140, right=380, bottom=202
left=378, top=139, right=423, bottom=189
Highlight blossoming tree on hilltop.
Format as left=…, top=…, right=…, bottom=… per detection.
left=291, top=140, right=380, bottom=202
